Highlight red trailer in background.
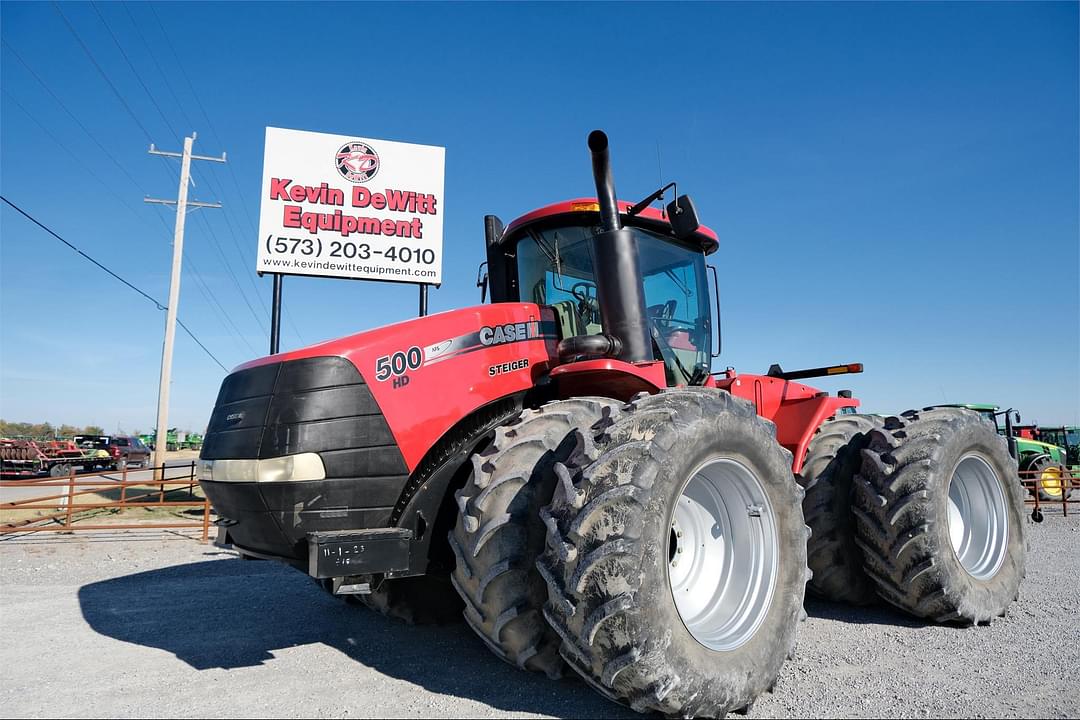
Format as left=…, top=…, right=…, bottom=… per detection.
left=0, top=438, right=113, bottom=478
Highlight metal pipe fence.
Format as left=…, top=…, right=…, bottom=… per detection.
left=1019, top=467, right=1078, bottom=519
left=1, top=462, right=211, bottom=541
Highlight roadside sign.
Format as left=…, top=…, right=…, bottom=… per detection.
left=257, top=127, right=444, bottom=285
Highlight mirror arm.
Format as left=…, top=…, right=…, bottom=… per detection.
left=476, top=261, right=489, bottom=303
left=628, top=182, right=677, bottom=217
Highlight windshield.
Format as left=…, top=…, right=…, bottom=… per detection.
left=516, top=224, right=711, bottom=383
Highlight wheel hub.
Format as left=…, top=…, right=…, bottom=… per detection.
left=667, top=457, right=778, bottom=652
left=947, top=454, right=1008, bottom=580
left=1039, top=466, right=1064, bottom=498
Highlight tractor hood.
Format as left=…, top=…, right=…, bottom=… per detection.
left=1015, top=437, right=1065, bottom=460
left=214, top=302, right=560, bottom=472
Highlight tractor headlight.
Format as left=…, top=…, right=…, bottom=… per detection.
left=198, top=453, right=326, bottom=483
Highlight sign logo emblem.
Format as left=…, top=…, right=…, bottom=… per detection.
left=335, top=141, right=379, bottom=183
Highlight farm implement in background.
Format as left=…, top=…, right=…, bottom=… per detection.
left=0, top=438, right=114, bottom=478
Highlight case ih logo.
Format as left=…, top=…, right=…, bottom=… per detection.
left=335, top=141, right=379, bottom=183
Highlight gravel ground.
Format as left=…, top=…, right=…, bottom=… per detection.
left=1, top=518, right=1078, bottom=719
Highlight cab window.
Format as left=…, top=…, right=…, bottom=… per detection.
left=515, top=224, right=711, bottom=384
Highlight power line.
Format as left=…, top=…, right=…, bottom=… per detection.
left=193, top=210, right=269, bottom=333
left=2, top=39, right=147, bottom=193
left=1, top=196, right=228, bottom=372
left=51, top=1, right=155, bottom=145
left=29, top=13, right=268, bottom=351
left=144, top=2, right=306, bottom=347
left=89, top=1, right=182, bottom=145
left=1, top=49, right=252, bottom=360
left=49, top=3, right=180, bottom=190
left=2, top=89, right=159, bottom=235
left=190, top=167, right=271, bottom=316
left=75, top=3, right=272, bottom=340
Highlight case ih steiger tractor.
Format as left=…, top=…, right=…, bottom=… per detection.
left=199, top=131, right=1025, bottom=717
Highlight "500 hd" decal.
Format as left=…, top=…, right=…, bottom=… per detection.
left=373, top=320, right=558, bottom=383
left=375, top=346, right=422, bottom=382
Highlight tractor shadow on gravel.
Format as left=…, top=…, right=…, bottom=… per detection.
left=77, top=554, right=637, bottom=719
left=803, top=596, right=931, bottom=628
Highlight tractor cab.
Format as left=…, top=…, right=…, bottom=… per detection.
left=484, top=200, right=719, bottom=386
left=482, top=132, right=721, bottom=387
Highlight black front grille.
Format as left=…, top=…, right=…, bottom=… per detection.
left=199, top=356, right=411, bottom=561
left=201, top=356, right=407, bottom=478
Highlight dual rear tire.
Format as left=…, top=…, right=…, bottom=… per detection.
left=801, top=407, right=1026, bottom=624
left=853, top=408, right=1025, bottom=623
left=537, top=389, right=808, bottom=717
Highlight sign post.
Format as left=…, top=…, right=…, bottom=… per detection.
left=270, top=273, right=283, bottom=354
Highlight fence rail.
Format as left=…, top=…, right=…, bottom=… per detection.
left=1019, top=467, right=1078, bottom=519
left=0, top=462, right=211, bottom=540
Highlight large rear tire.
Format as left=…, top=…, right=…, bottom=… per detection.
left=450, top=398, right=621, bottom=678
left=797, top=414, right=883, bottom=605
left=854, top=408, right=1025, bottom=624
left=538, top=389, right=809, bottom=717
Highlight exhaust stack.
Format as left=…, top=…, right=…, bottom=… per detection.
left=586, top=131, right=653, bottom=364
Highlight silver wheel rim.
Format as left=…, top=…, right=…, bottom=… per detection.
left=947, top=453, right=1008, bottom=580
left=667, top=457, right=778, bottom=652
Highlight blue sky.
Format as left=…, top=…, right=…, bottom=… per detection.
left=1, top=1, right=1077, bottom=432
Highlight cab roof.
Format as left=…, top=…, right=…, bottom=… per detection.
left=503, top=198, right=720, bottom=254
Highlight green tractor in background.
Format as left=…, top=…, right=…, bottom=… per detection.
left=139, top=429, right=204, bottom=452
left=927, top=404, right=1072, bottom=501
left=1037, top=426, right=1080, bottom=467
left=139, top=429, right=179, bottom=452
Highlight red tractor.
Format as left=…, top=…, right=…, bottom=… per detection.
left=199, top=132, right=1025, bottom=717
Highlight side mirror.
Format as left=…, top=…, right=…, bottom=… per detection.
left=1014, top=411, right=1021, bottom=424
left=666, top=194, right=700, bottom=240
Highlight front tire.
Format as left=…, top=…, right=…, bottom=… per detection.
left=1024, top=454, right=1072, bottom=501
left=538, top=389, right=809, bottom=718
left=450, top=398, right=621, bottom=678
left=854, top=408, right=1025, bottom=624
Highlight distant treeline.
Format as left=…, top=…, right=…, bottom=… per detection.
left=1, top=420, right=108, bottom=439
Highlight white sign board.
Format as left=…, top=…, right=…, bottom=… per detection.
left=257, top=127, right=444, bottom=284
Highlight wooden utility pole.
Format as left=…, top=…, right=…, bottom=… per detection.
left=144, top=132, right=225, bottom=477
